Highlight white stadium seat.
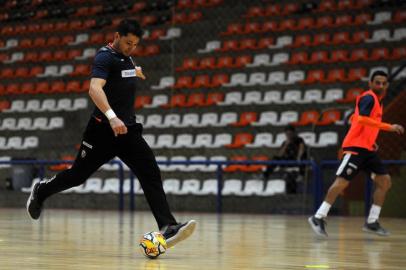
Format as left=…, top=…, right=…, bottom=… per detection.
left=222, top=179, right=243, bottom=196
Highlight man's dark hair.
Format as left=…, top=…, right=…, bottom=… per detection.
left=370, top=70, right=388, bottom=82
left=117, top=19, right=144, bottom=38
left=284, top=125, right=296, bottom=132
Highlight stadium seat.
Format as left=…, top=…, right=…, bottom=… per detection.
left=366, top=29, right=391, bottom=43
left=135, top=96, right=152, bottom=109
left=179, top=113, right=199, bottom=127
left=218, top=92, right=242, bottom=106
left=198, top=40, right=221, bottom=53
left=197, top=113, right=218, bottom=127
left=246, top=133, right=273, bottom=148
left=155, top=134, right=174, bottom=149
left=241, top=91, right=262, bottom=105
left=370, top=48, right=390, bottom=61
left=281, top=90, right=302, bottom=104
left=260, top=180, right=286, bottom=196
left=144, top=114, right=163, bottom=128
left=290, top=34, right=312, bottom=48
left=312, top=33, right=331, bottom=46
left=185, top=93, right=206, bottom=107
left=317, top=110, right=341, bottom=126
left=222, top=179, right=243, bottom=196
left=252, top=111, right=278, bottom=126
left=316, top=131, right=339, bottom=147
left=163, top=179, right=181, bottom=194
left=163, top=94, right=187, bottom=108
left=291, top=111, right=320, bottom=126
left=323, top=88, right=344, bottom=103
left=247, top=54, right=271, bottom=67
left=329, top=50, right=349, bottom=63
left=192, top=134, right=213, bottom=148
left=238, top=180, right=264, bottom=196
left=276, top=111, right=299, bottom=126
left=337, top=88, right=363, bottom=103
left=302, top=70, right=324, bottom=84
left=195, top=179, right=217, bottom=195
left=225, top=133, right=253, bottom=148
left=144, top=95, right=168, bottom=108
left=214, top=112, right=238, bottom=127
left=208, top=133, right=232, bottom=148
left=162, top=114, right=182, bottom=128
left=302, top=89, right=323, bottom=103
left=391, top=47, right=406, bottom=60
left=177, top=179, right=201, bottom=195
left=151, top=76, right=175, bottom=90
left=176, top=58, right=198, bottom=71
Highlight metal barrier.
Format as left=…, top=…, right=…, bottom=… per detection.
left=320, top=160, right=406, bottom=216
left=3, top=159, right=403, bottom=214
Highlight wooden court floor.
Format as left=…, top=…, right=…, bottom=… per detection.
left=0, top=209, right=405, bottom=270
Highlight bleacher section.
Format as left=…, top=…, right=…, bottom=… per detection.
left=1, top=0, right=405, bottom=211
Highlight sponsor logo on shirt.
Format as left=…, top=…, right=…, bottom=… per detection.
left=121, top=69, right=137, bottom=78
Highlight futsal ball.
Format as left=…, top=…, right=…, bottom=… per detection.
left=139, top=231, right=167, bottom=259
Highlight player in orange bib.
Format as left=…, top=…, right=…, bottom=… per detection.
left=308, top=70, right=404, bottom=237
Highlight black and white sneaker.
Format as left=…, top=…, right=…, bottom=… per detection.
left=161, top=220, right=197, bottom=248
left=308, top=216, right=328, bottom=237
left=363, top=221, right=390, bottom=236
left=26, top=182, right=43, bottom=220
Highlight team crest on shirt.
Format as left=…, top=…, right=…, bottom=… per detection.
left=81, top=150, right=87, bottom=158
left=346, top=168, right=353, bottom=175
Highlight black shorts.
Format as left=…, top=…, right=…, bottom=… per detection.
left=336, top=147, right=387, bottom=181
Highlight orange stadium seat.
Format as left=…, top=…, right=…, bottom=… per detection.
left=329, top=50, right=349, bottom=63
left=55, top=21, right=68, bottom=31
left=234, top=55, right=252, bottom=68
left=47, top=36, right=61, bottom=47
left=50, top=81, right=66, bottom=93
left=176, top=0, right=193, bottom=8
left=317, top=110, right=341, bottom=125
left=338, top=0, right=354, bottom=10
left=244, top=6, right=264, bottom=18
left=391, top=47, right=406, bottom=60
left=246, top=155, right=268, bottom=172
left=217, top=40, right=239, bottom=52
left=185, top=93, right=205, bottom=107
left=262, top=21, right=278, bottom=32
left=61, top=35, right=74, bottom=44
left=288, top=52, right=308, bottom=65
left=302, top=70, right=325, bottom=84
left=20, top=38, right=33, bottom=48
left=35, top=82, right=50, bottom=94
left=176, top=58, right=199, bottom=71
left=192, top=75, right=210, bottom=88
left=174, top=76, right=193, bottom=89
left=0, top=100, right=10, bottom=111
left=24, top=51, right=38, bottom=62
left=279, top=19, right=296, bottom=31
left=205, top=92, right=224, bottom=106
left=41, top=22, right=54, bottom=32
left=38, top=51, right=53, bottom=62
left=81, top=80, right=90, bottom=92
left=66, top=81, right=82, bottom=93
left=29, top=66, right=44, bottom=77
left=346, top=68, right=366, bottom=82
left=135, top=96, right=152, bottom=109
left=131, top=2, right=147, bottom=12
left=290, top=34, right=312, bottom=47
left=71, top=64, right=90, bottom=76
left=53, top=50, right=68, bottom=61
left=335, top=14, right=353, bottom=27
left=220, top=23, right=243, bottom=36
left=337, top=88, right=363, bottom=103
left=370, top=48, right=390, bottom=61
left=349, top=48, right=369, bottom=62
left=6, top=83, right=20, bottom=95
left=323, top=69, right=346, bottom=83
left=239, top=38, right=257, bottom=50
left=189, top=11, right=203, bottom=23
left=15, top=67, right=29, bottom=78
left=312, top=33, right=331, bottom=46
left=352, top=31, right=370, bottom=43
left=309, top=51, right=329, bottom=64
left=199, top=57, right=216, bottom=69
left=318, top=0, right=336, bottom=12
left=33, top=37, right=46, bottom=47
left=148, top=29, right=166, bottom=40
left=231, top=112, right=258, bottom=127
left=243, top=22, right=262, bottom=34
left=21, top=83, right=35, bottom=94
left=282, top=3, right=299, bottom=15
left=163, top=94, right=187, bottom=108
left=67, top=49, right=82, bottom=59
left=216, top=56, right=234, bottom=69
left=89, top=33, right=104, bottom=44
left=1, top=68, right=14, bottom=78
left=291, top=110, right=320, bottom=126
left=393, top=10, right=406, bottom=23
left=223, top=155, right=248, bottom=172
left=144, top=44, right=160, bottom=56
left=141, top=15, right=157, bottom=26
left=265, top=4, right=281, bottom=16
left=226, top=133, right=254, bottom=148
left=83, top=19, right=96, bottom=29
left=296, top=17, right=315, bottom=30
left=257, top=37, right=274, bottom=49
left=316, top=16, right=334, bottom=28
left=354, top=13, right=372, bottom=25
left=331, top=32, right=351, bottom=45
left=210, top=74, right=229, bottom=88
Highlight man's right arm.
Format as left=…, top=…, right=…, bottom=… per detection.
left=89, top=78, right=127, bottom=137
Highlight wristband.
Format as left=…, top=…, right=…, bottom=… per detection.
left=105, top=109, right=117, bottom=120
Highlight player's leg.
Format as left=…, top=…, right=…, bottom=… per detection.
left=116, top=126, right=196, bottom=247
left=27, top=119, right=116, bottom=219
left=309, top=152, right=361, bottom=237
left=363, top=153, right=391, bottom=236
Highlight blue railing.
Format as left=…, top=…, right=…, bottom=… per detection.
left=1, top=159, right=405, bottom=215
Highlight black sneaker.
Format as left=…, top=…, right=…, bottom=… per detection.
left=161, top=220, right=197, bottom=248
left=26, top=182, right=43, bottom=220
left=363, top=221, right=390, bottom=236
left=308, top=216, right=328, bottom=237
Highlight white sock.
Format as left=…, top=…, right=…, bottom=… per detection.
left=315, top=201, right=331, bottom=219
left=367, top=204, right=381, bottom=224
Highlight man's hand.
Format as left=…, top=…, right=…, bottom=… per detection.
left=109, top=117, right=127, bottom=137
left=391, top=124, right=404, bottom=135
left=135, top=66, right=146, bottom=80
